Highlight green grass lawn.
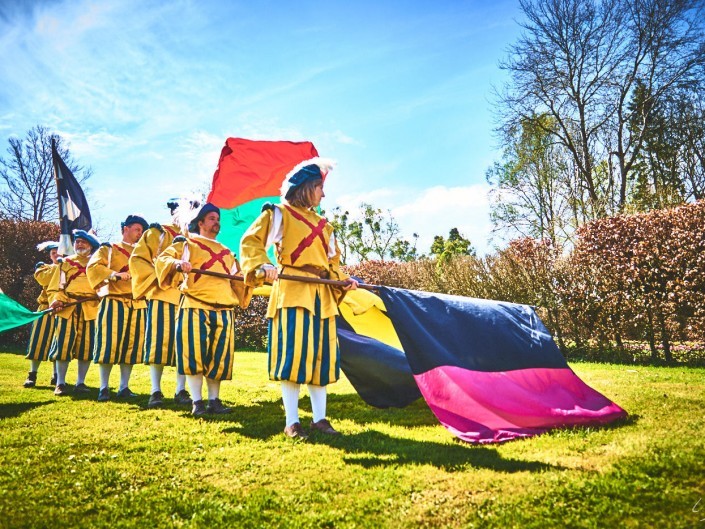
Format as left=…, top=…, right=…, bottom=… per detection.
left=1, top=351, right=703, bottom=529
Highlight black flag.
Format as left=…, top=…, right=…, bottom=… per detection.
left=52, top=140, right=91, bottom=255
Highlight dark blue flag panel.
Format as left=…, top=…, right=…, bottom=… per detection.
left=337, top=288, right=627, bottom=444
left=53, top=142, right=91, bottom=255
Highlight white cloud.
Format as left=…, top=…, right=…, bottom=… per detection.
left=329, top=183, right=494, bottom=256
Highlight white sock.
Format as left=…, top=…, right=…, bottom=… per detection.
left=175, top=373, right=187, bottom=393
left=99, top=364, right=112, bottom=390
left=281, top=381, right=301, bottom=427
left=118, top=364, right=133, bottom=391
left=150, top=365, right=164, bottom=394
left=76, top=360, right=91, bottom=385
left=309, top=384, right=327, bottom=423
left=30, top=360, right=41, bottom=372
left=206, top=378, right=220, bottom=400
left=186, top=375, right=203, bottom=402
left=56, top=360, right=70, bottom=386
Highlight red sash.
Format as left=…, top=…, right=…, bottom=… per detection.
left=64, top=258, right=86, bottom=287
left=190, top=238, right=231, bottom=283
left=112, top=244, right=131, bottom=273
left=284, top=206, right=328, bottom=264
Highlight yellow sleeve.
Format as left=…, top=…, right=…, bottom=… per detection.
left=129, top=227, right=161, bottom=300
left=155, top=240, right=185, bottom=291
left=34, top=264, right=55, bottom=288
left=86, top=245, right=112, bottom=290
left=47, top=263, right=69, bottom=305
left=240, top=210, right=274, bottom=287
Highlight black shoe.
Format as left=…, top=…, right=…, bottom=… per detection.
left=174, top=389, right=193, bottom=406
left=284, top=422, right=309, bottom=440
left=73, top=383, right=90, bottom=394
left=54, top=383, right=69, bottom=396
left=23, top=371, right=37, bottom=388
left=50, top=374, right=57, bottom=386
left=148, top=391, right=164, bottom=408
left=206, top=398, right=232, bottom=414
left=97, top=387, right=110, bottom=402
left=116, top=387, right=137, bottom=398
left=191, top=400, right=207, bottom=417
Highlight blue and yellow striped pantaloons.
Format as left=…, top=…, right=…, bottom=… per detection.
left=175, top=308, right=235, bottom=381
left=48, top=306, right=96, bottom=362
left=268, top=296, right=339, bottom=386
left=92, top=298, right=146, bottom=365
left=143, top=299, right=177, bottom=366
left=25, top=311, right=55, bottom=361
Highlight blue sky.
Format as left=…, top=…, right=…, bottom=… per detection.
left=0, top=0, right=523, bottom=256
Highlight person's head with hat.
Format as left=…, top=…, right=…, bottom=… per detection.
left=121, top=214, right=148, bottom=245
left=281, top=158, right=335, bottom=209
left=168, top=195, right=202, bottom=231
left=36, top=241, right=60, bottom=265
left=188, top=203, right=220, bottom=239
left=72, top=230, right=100, bottom=257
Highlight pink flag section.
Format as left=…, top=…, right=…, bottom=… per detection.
left=414, top=366, right=628, bottom=444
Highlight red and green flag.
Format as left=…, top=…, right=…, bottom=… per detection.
left=207, top=138, right=319, bottom=254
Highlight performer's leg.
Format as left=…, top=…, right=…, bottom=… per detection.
left=99, top=364, right=112, bottom=390
left=308, top=384, right=327, bottom=423
left=186, top=375, right=203, bottom=403
left=281, top=381, right=301, bottom=427
left=75, top=360, right=91, bottom=386
left=150, top=365, right=164, bottom=394
left=175, top=373, right=187, bottom=393
left=30, top=359, right=41, bottom=372
left=118, top=364, right=134, bottom=392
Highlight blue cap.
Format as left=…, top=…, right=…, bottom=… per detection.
left=284, top=164, right=322, bottom=200
left=121, top=214, right=148, bottom=231
left=188, top=203, right=220, bottom=233
left=72, top=230, right=100, bottom=251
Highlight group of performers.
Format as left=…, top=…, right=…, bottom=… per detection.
left=21, top=158, right=358, bottom=439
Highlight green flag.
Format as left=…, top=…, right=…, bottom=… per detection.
left=0, top=293, right=45, bottom=333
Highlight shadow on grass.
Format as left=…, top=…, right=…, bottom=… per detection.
left=316, top=429, right=564, bottom=472
left=0, top=400, right=55, bottom=419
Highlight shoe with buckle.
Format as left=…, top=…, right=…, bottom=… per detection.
left=173, top=389, right=193, bottom=406
left=284, top=422, right=309, bottom=440
left=23, top=371, right=37, bottom=388
left=310, top=418, right=341, bottom=435
left=73, top=383, right=91, bottom=394
left=148, top=391, right=164, bottom=408
left=54, top=383, right=69, bottom=396
left=206, top=398, right=232, bottom=414
left=191, top=400, right=207, bottom=417
left=116, top=387, right=137, bottom=398
left=97, top=387, right=110, bottom=402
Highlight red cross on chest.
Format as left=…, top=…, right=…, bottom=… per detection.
left=112, top=244, right=132, bottom=273
left=284, top=206, right=328, bottom=264
left=190, top=238, right=231, bottom=283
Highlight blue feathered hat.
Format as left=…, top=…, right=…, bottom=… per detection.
left=36, top=241, right=59, bottom=252
left=72, top=230, right=100, bottom=251
left=121, top=214, right=148, bottom=231
left=188, top=203, right=220, bottom=234
left=281, top=158, right=334, bottom=200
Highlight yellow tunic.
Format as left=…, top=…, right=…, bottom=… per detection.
left=34, top=263, right=56, bottom=310
left=240, top=204, right=348, bottom=319
left=47, top=254, right=100, bottom=320
left=156, top=234, right=248, bottom=310
left=87, top=242, right=146, bottom=309
left=129, top=223, right=182, bottom=305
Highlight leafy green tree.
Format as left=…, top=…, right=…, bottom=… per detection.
left=430, top=228, right=475, bottom=264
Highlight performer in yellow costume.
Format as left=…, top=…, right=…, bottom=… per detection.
left=241, top=158, right=357, bottom=439
left=23, top=241, right=60, bottom=388
left=88, top=214, right=148, bottom=402
left=156, top=203, right=248, bottom=416
left=47, top=230, right=101, bottom=396
left=129, top=198, right=199, bottom=408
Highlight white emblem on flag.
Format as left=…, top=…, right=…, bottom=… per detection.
left=61, top=195, right=82, bottom=221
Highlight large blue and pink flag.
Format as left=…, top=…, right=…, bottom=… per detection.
left=337, top=287, right=627, bottom=444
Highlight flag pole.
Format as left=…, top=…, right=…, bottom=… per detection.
left=51, top=137, right=69, bottom=256
left=187, top=267, right=379, bottom=291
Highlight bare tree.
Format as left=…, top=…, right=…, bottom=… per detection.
left=496, top=0, right=705, bottom=219
left=0, top=125, right=92, bottom=221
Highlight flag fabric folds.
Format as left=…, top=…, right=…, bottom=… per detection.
left=52, top=141, right=91, bottom=256
left=0, top=293, right=45, bottom=333
left=337, top=287, right=627, bottom=444
left=207, top=138, right=319, bottom=253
